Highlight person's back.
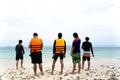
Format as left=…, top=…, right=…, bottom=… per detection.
left=15, top=40, right=25, bottom=69
left=82, top=41, right=92, bottom=52
left=51, top=33, right=66, bottom=75
left=16, top=44, right=24, bottom=55
left=29, top=33, right=44, bottom=76
left=70, top=32, right=81, bottom=74
left=81, top=37, right=94, bottom=70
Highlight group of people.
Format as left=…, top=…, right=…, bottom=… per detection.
left=15, top=32, right=94, bottom=76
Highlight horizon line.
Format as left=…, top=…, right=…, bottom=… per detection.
left=0, top=46, right=120, bottom=48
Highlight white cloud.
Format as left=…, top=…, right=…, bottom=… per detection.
left=0, top=0, right=119, bottom=47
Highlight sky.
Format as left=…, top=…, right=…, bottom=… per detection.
left=0, top=0, right=120, bottom=47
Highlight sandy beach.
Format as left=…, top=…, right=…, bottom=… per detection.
left=0, top=59, right=120, bottom=80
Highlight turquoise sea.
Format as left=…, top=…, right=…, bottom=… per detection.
left=0, top=46, right=120, bottom=62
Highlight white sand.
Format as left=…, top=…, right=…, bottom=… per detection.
left=0, top=59, right=120, bottom=80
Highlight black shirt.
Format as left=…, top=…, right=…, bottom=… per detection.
left=15, top=44, right=25, bottom=55
left=82, top=41, right=93, bottom=54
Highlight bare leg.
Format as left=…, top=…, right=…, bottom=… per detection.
left=82, top=60, right=85, bottom=69
left=88, top=61, right=90, bottom=70
left=39, top=64, right=44, bottom=75
left=33, top=64, right=37, bottom=76
left=51, top=60, right=56, bottom=75
left=16, top=60, right=19, bottom=69
left=21, top=59, right=23, bottom=68
left=70, top=63, right=76, bottom=75
left=78, top=62, right=81, bottom=73
left=60, top=60, right=64, bottom=75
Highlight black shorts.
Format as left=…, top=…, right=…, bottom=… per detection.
left=82, top=55, right=90, bottom=61
left=30, top=52, right=42, bottom=64
left=16, top=54, right=23, bottom=60
left=53, top=53, right=64, bottom=61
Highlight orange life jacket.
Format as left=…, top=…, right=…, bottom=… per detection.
left=30, top=37, right=42, bottom=52
left=55, top=38, right=65, bottom=53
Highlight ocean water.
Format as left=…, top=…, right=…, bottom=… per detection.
left=0, top=46, right=120, bottom=62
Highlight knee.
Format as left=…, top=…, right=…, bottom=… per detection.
left=52, top=61, right=56, bottom=65
left=60, top=61, right=64, bottom=65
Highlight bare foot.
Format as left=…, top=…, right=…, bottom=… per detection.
left=16, top=67, right=19, bottom=70
left=59, top=71, right=63, bottom=75
left=21, top=67, right=25, bottom=69
left=87, top=68, right=90, bottom=71
left=34, top=74, right=37, bottom=76
left=51, top=72, right=53, bottom=75
left=85, top=68, right=90, bottom=71
left=69, top=72, right=75, bottom=75
left=41, top=72, right=44, bottom=75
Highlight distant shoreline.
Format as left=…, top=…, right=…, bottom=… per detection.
left=0, top=46, right=120, bottom=48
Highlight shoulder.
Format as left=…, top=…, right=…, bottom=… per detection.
left=74, top=38, right=80, bottom=41
left=15, top=44, right=18, bottom=47
left=87, top=42, right=92, bottom=46
left=82, top=42, right=85, bottom=44
left=21, top=45, right=24, bottom=47
left=62, top=38, right=65, bottom=41
left=88, top=42, right=92, bottom=44
left=19, top=44, right=23, bottom=47
left=16, top=44, right=18, bottom=46
left=30, top=38, right=34, bottom=41
left=31, top=38, right=34, bottom=40
left=56, top=38, right=65, bottom=41
left=90, top=42, right=92, bottom=45
left=55, top=38, right=58, bottom=41
left=82, top=42, right=86, bottom=45
left=38, top=38, right=42, bottom=41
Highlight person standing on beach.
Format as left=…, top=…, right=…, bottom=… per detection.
left=15, top=40, right=25, bottom=69
left=70, top=32, right=81, bottom=74
left=29, top=33, right=44, bottom=76
left=51, top=33, right=66, bottom=75
left=82, top=37, right=94, bottom=70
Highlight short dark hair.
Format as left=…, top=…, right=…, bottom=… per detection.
left=33, top=33, right=38, bottom=36
left=58, top=33, right=62, bottom=38
left=19, top=40, right=22, bottom=44
left=73, top=32, right=78, bottom=38
left=85, top=37, right=89, bottom=41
